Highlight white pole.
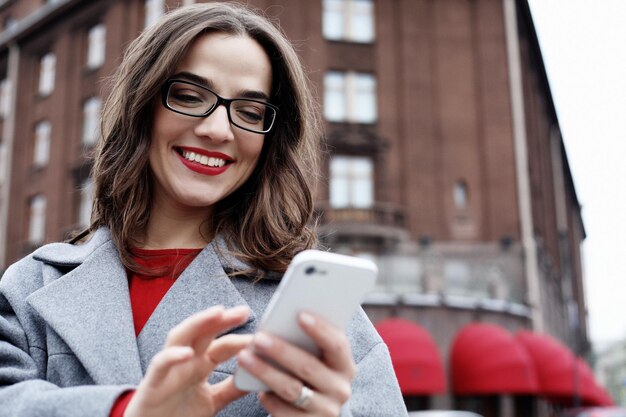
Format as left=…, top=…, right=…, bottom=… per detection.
left=502, top=0, right=543, bottom=332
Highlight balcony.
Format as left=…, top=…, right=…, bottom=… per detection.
left=315, top=202, right=409, bottom=243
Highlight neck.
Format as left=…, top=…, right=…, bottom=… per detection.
left=141, top=196, right=213, bottom=250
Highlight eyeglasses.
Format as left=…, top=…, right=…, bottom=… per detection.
left=161, top=79, right=279, bottom=134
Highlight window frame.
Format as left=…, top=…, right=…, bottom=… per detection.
left=86, top=23, right=106, bottom=70
left=324, top=70, right=377, bottom=123
left=144, top=0, right=165, bottom=29
left=329, top=154, right=375, bottom=209
left=28, top=194, right=47, bottom=245
left=322, top=0, right=375, bottom=43
left=33, top=120, right=51, bottom=168
left=38, top=52, right=56, bottom=96
left=82, top=96, right=102, bottom=146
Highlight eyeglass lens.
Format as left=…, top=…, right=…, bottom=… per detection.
left=166, top=81, right=276, bottom=133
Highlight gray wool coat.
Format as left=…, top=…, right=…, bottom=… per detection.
left=0, top=228, right=408, bottom=417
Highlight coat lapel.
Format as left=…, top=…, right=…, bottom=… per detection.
left=24, top=228, right=269, bottom=382
left=135, top=239, right=258, bottom=373
left=26, top=238, right=143, bottom=385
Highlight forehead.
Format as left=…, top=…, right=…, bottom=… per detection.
left=175, top=32, right=273, bottom=97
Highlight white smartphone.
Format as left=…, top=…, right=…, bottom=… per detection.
left=233, top=249, right=377, bottom=391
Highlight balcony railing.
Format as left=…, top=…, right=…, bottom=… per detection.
left=315, top=202, right=406, bottom=229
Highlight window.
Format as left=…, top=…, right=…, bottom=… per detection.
left=453, top=180, right=469, bottom=209
left=144, top=0, right=165, bottom=28
left=82, top=97, right=101, bottom=145
left=183, top=0, right=196, bottom=5
left=324, top=71, right=377, bottom=123
left=444, top=260, right=472, bottom=295
left=0, top=78, right=11, bottom=118
left=86, top=24, right=106, bottom=69
left=38, top=52, right=56, bottom=96
left=323, top=0, right=375, bottom=43
left=33, top=121, right=51, bottom=167
left=329, top=155, right=373, bottom=208
left=78, top=178, right=94, bottom=228
left=28, top=194, right=47, bottom=245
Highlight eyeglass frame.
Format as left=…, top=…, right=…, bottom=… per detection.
left=160, top=78, right=279, bottom=134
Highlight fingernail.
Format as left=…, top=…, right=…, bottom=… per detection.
left=173, top=346, right=194, bottom=359
left=300, top=312, right=316, bottom=327
left=238, top=349, right=255, bottom=365
left=254, top=332, right=273, bottom=349
left=225, top=305, right=249, bottom=318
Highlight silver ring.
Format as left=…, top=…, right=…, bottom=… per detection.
left=292, top=385, right=314, bottom=409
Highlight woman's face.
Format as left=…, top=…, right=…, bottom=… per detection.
left=149, top=32, right=272, bottom=216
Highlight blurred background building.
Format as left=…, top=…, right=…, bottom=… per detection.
left=596, top=338, right=626, bottom=407
left=0, top=0, right=617, bottom=415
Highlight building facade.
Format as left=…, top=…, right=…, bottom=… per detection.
left=0, top=0, right=594, bottom=415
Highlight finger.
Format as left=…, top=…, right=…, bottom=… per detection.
left=142, top=346, right=195, bottom=395
left=237, top=348, right=344, bottom=413
left=259, top=391, right=343, bottom=417
left=205, top=334, right=253, bottom=366
left=210, top=375, right=250, bottom=411
left=237, top=348, right=302, bottom=401
left=258, top=392, right=307, bottom=417
left=250, top=332, right=349, bottom=398
left=192, top=306, right=250, bottom=353
left=299, top=312, right=356, bottom=378
left=165, top=305, right=225, bottom=347
left=146, top=334, right=253, bottom=394
left=165, top=305, right=249, bottom=350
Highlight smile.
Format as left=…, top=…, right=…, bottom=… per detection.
left=175, top=147, right=234, bottom=176
left=180, top=150, right=226, bottom=167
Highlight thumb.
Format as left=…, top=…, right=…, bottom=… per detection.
left=210, top=376, right=249, bottom=411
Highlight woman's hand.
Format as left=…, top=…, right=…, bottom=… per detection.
left=236, top=312, right=356, bottom=416
left=124, top=305, right=252, bottom=417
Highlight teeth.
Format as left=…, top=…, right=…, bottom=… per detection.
left=181, top=150, right=227, bottom=167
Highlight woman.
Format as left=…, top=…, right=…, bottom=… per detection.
left=0, top=3, right=407, bottom=417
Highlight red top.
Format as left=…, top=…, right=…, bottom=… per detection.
left=110, top=248, right=202, bottom=417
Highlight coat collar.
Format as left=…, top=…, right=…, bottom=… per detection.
left=26, top=228, right=261, bottom=384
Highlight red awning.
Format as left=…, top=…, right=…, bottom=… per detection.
left=577, top=358, right=614, bottom=406
left=451, top=323, right=539, bottom=395
left=375, top=318, right=446, bottom=395
left=594, top=386, right=615, bottom=406
left=516, top=330, right=578, bottom=399
left=516, top=330, right=614, bottom=406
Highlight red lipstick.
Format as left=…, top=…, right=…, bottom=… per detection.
left=175, top=147, right=234, bottom=176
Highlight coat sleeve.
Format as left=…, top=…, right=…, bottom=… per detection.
left=340, top=310, right=409, bottom=417
left=0, top=258, right=132, bottom=417
left=341, top=342, right=409, bottom=417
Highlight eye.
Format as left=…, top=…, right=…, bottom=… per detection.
left=233, top=101, right=266, bottom=124
left=169, top=90, right=205, bottom=106
left=168, top=83, right=212, bottom=108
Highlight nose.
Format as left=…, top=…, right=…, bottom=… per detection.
left=193, top=104, right=235, bottom=142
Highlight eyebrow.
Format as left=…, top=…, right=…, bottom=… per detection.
left=171, top=71, right=271, bottom=101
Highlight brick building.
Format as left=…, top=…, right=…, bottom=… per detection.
left=0, top=0, right=599, bottom=415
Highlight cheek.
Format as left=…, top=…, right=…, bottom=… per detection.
left=240, top=137, right=266, bottom=165
left=151, top=106, right=184, bottom=142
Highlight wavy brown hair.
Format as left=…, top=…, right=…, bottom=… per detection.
left=89, top=2, right=320, bottom=276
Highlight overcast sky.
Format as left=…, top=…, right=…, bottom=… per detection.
left=527, top=0, right=626, bottom=349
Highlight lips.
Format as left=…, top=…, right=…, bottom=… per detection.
left=175, top=146, right=234, bottom=176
